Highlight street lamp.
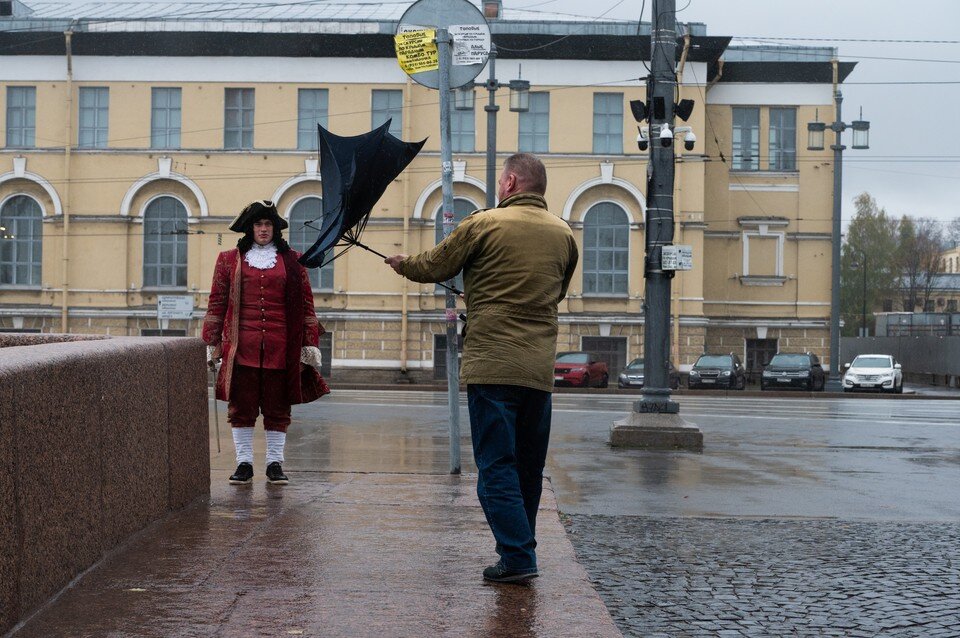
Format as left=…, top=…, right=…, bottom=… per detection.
left=453, top=84, right=475, bottom=111
left=808, top=88, right=871, bottom=390
left=483, top=45, right=530, bottom=207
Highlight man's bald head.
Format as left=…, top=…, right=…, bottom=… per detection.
left=499, top=153, right=547, bottom=200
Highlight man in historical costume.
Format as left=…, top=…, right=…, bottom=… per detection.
left=203, top=200, right=329, bottom=486
left=385, top=154, right=579, bottom=583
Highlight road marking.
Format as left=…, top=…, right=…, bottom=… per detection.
left=313, top=400, right=959, bottom=427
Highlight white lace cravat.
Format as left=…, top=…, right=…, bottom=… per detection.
left=244, top=242, right=278, bottom=270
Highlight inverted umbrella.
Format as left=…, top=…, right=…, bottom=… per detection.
left=298, top=120, right=418, bottom=265
left=297, top=121, right=463, bottom=295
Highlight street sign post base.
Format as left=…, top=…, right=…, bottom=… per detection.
left=610, top=411, right=703, bottom=451
left=824, top=376, right=843, bottom=393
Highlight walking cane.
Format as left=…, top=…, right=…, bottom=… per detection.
left=210, top=368, right=221, bottom=454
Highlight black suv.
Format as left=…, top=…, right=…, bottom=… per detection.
left=761, top=352, right=825, bottom=391
left=688, top=353, right=746, bottom=390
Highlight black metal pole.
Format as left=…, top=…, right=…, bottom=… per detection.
left=826, top=89, right=845, bottom=390
left=638, top=0, right=678, bottom=414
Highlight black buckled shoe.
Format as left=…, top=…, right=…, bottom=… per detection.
left=482, top=561, right=538, bottom=584
left=265, top=462, right=289, bottom=485
left=229, top=462, right=253, bottom=485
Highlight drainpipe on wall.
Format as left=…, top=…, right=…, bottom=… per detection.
left=706, top=59, right=724, bottom=92
left=677, top=33, right=691, bottom=81
left=60, top=29, right=73, bottom=333
left=398, top=77, right=413, bottom=377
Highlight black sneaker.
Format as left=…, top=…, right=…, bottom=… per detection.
left=265, top=462, right=289, bottom=485
left=482, top=561, right=538, bottom=584
left=229, top=462, right=253, bottom=485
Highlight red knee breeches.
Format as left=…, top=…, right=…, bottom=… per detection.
left=227, top=364, right=291, bottom=432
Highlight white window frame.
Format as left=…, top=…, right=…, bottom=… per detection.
left=150, top=87, right=182, bottom=150
left=141, top=194, right=190, bottom=289
left=286, top=195, right=334, bottom=292
left=741, top=226, right=785, bottom=278
left=581, top=200, right=631, bottom=296
left=6, top=86, right=36, bottom=149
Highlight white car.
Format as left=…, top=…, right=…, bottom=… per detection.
left=842, top=354, right=903, bottom=394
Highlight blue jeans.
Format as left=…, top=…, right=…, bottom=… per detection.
left=467, top=384, right=552, bottom=572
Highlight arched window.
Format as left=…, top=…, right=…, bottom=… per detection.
left=0, top=195, right=42, bottom=286
left=434, top=197, right=477, bottom=293
left=288, top=197, right=333, bottom=291
left=582, top=202, right=629, bottom=295
left=143, top=196, right=188, bottom=288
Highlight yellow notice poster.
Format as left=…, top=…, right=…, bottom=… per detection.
left=395, top=29, right=438, bottom=74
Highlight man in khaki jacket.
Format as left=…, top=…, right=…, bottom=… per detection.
left=386, top=153, right=578, bottom=583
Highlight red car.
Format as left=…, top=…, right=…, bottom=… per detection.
left=554, top=351, right=609, bottom=388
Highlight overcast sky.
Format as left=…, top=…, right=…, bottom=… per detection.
left=523, top=0, right=960, bottom=228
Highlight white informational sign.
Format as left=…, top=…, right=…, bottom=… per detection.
left=661, top=245, right=694, bottom=271
left=157, top=295, right=194, bottom=319
left=450, top=24, right=491, bottom=65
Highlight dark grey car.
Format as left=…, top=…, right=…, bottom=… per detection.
left=688, top=353, right=746, bottom=390
left=761, top=352, right=825, bottom=391
left=618, top=358, right=681, bottom=390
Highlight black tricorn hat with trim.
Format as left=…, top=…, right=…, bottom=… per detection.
left=229, top=200, right=289, bottom=233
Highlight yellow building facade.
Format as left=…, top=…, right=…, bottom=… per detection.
left=0, top=3, right=854, bottom=381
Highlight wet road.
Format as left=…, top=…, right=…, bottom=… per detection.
left=278, top=390, right=960, bottom=637
left=282, top=391, right=960, bottom=521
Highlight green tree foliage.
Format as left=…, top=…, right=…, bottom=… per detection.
left=841, top=193, right=898, bottom=336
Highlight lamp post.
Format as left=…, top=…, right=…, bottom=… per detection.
left=808, top=86, right=870, bottom=390
left=476, top=45, right=529, bottom=207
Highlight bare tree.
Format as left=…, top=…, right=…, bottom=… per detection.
left=948, top=217, right=960, bottom=249
left=898, top=216, right=945, bottom=311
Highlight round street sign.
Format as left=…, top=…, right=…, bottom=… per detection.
left=396, top=0, right=491, bottom=89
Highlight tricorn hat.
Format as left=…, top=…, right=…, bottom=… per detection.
left=229, top=200, right=288, bottom=233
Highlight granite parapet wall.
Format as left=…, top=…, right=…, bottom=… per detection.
left=0, top=336, right=210, bottom=634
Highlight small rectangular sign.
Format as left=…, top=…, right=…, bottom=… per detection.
left=450, top=24, right=490, bottom=65
left=662, top=245, right=693, bottom=271
left=395, top=29, right=439, bottom=74
left=157, top=295, right=194, bottom=320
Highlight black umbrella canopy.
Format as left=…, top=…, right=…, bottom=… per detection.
left=298, top=120, right=426, bottom=268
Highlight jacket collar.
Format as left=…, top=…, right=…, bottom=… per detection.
left=497, top=192, right=547, bottom=210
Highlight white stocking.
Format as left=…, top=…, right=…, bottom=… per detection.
left=265, top=430, right=286, bottom=465
left=232, top=427, right=254, bottom=464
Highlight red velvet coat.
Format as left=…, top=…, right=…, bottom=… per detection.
left=202, top=247, right=330, bottom=404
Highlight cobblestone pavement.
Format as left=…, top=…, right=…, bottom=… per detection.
left=564, top=515, right=960, bottom=637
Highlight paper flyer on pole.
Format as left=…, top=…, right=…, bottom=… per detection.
left=395, top=29, right=439, bottom=74
left=450, top=24, right=490, bottom=65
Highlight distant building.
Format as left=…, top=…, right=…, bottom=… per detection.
left=1, top=1, right=855, bottom=380
left=941, top=244, right=960, bottom=274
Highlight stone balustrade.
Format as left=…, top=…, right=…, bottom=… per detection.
left=0, top=335, right=210, bottom=634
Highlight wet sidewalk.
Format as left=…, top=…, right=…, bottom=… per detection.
left=13, top=471, right=620, bottom=638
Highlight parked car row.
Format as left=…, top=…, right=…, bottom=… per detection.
left=554, top=351, right=904, bottom=394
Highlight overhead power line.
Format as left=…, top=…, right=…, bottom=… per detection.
left=737, top=36, right=960, bottom=45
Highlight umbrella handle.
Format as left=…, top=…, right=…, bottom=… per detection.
left=351, top=238, right=464, bottom=297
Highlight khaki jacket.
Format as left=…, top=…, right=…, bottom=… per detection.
left=400, top=193, right=578, bottom=392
